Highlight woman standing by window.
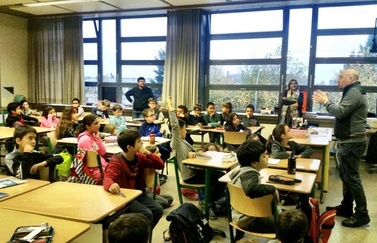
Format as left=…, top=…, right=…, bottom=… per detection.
left=279, top=79, right=303, bottom=127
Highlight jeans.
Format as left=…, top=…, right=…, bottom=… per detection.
left=338, top=141, right=368, bottom=215
left=132, top=110, right=144, bottom=119
left=127, top=193, right=163, bottom=229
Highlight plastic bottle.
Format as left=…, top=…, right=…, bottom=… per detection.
left=149, top=131, right=155, bottom=145
left=303, top=119, right=308, bottom=130
left=287, top=153, right=296, bottom=175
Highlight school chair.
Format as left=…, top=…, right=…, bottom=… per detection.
left=46, top=132, right=57, bottom=154
left=227, top=183, right=278, bottom=243
left=223, top=131, right=247, bottom=150
left=168, top=157, right=205, bottom=204
left=85, top=149, right=104, bottom=183
left=144, top=168, right=159, bottom=200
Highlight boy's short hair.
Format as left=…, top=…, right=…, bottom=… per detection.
left=177, top=105, right=188, bottom=114
left=206, top=102, right=215, bottom=108
left=101, top=99, right=110, bottom=107
left=221, top=102, right=232, bottom=109
left=117, top=130, right=141, bottom=152
left=72, top=98, right=80, bottom=104
left=108, top=213, right=150, bottom=243
left=112, top=104, right=123, bottom=112
left=142, top=108, right=153, bottom=118
left=14, top=126, right=37, bottom=148
left=246, top=104, right=255, bottom=111
left=103, top=124, right=116, bottom=134
left=137, top=77, right=145, bottom=82
left=148, top=97, right=157, bottom=104
left=237, top=140, right=266, bottom=167
left=276, top=209, right=308, bottom=243
left=7, top=102, right=20, bottom=113
left=193, top=103, right=202, bottom=111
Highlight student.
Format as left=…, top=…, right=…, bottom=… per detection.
left=266, top=124, right=313, bottom=159
left=224, top=112, right=251, bottom=151
left=203, top=102, right=221, bottom=143
left=77, top=114, right=108, bottom=181
left=103, top=129, right=164, bottom=229
left=167, top=96, right=225, bottom=211
left=220, top=101, right=232, bottom=125
left=202, top=143, right=223, bottom=152
left=177, top=104, right=194, bottom=145
left=109, top=104, right=127, bottom=135
left=71, top=98, right=85, bottom=117
left=40, top=106, right=59, bottom=128
left=5, top=126, right=63, bottom=179
left=139, top=108, right=170, bottom=163
left=5, top=102, right=39, bottom=127
left=148, top=97, right=165, bottom=121
left=242, top=104, right=260, bottom=126
left=92, top=99, right=110, bottom=119
left=230, top=140, right=279, bottom=237
left=268, top=209, right=309, bottom=243
left=19, top=100, right=40, bottom=116
left=54, top=107, right=80, bottom=154
left=191, top=103, right=205, bottom=126
left=108, top=213, right=150, bottom=243
left=144, top=145, right=174, bottom=209
left=103, top=124, right=117, bottom=136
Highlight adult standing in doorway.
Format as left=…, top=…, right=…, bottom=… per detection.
left=312, top=69, right=370, bottom=228
left=125, top=77, right=155, bottom=119
left=279, top=79, right=304, bottom=127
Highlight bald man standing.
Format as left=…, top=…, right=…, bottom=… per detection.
left=313, top=69, right=370, bottom=227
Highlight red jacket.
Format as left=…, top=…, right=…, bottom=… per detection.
left=103, top=152, right=164, bottom=192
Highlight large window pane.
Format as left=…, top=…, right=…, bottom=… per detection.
left=83, top=20, right=97, bottom=38
left=121, top=17, right=167, bottom=37
left=83, top=43, right=97, bottom=60
left=121, top=65, right=164, bottom=83
left=84, top=65, right=98, bottom=82
left=121, top=87, right=162, bottom=105
left=211, top=10, right=283, bottom=34
left=210, top=38, right=282, bottom=59
left=314, top=64, right=344, bottom=85
left=318, top=5, right=377, bottom=29
left=317, top=35, right=373, bottom=57
left=102, top=20, right=116, bottom=82
left=312, top=91, right=342, bottom=112
left=209, top=65, right=280, bottom=85
left=85, top=87, right=98, bottom=105
left=121, top=42, right=166, bottom=60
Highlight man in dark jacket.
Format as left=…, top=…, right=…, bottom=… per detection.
left=125, top=77, right=154, bottom=119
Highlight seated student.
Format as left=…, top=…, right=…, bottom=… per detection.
left=6, top=102, right=39, bottom=127
left=5, top=126, right=63, bottom=179
left=220, top=101, right=232, bottom=125
left=177, top=104, right=194, bottom=145
left=224, top=112, right=251, bottom=151
left=40, top=106, right=59, bottom=128
left=266, top=124, right=313, bottom=159
left=202, top=142, right=223, bottom=152
left=71, top=98, right=85, bottom=117
left=103, top=124, right=117, bottom=136
left=144, top=145, right=173, bottom=209
left=77, top=114, right=108, bottom=181
left=167, top=96, right=226, bottom=214
left=148, top=97, right=165, bottom=121
left=53, top=107, right=80, bottom=154
left=103, top=129, right=164, bottom=229
left=268, top=209, right=309, bottom=243
left=230, top=140, right=280, bottom=237
left=191, top=103, right=205, bottom=126
left=92, top=99, right=110, bottom=119
left=109, top=104, right=127, bottom=135
left=108, top=213, right=150, bottom=243
left=203, top=102, right=221, bottom=143
left=19, top=100, right=40, bottom=116
left=242, top=104, right=260, bottom=126
left=139, top=108, right=170, bottom=163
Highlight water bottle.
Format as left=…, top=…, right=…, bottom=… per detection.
left=287, top=153, right=296, bottom=174
left=149, top=131, right=155, bottom=145
left=303, top=119, right=308, bottom=130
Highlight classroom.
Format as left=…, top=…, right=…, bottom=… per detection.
left=0, top=0, right=377, bottom=242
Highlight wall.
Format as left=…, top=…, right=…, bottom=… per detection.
left=0, top=13, right=28, bottom=107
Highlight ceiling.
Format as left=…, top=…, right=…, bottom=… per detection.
left=0, top=0, right=374, bottom=18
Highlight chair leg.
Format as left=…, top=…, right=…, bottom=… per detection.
left=177, top=186, right=183, bottom=204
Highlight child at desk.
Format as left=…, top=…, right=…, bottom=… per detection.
left=53, top=107, right=80, bottom=154
left=103, top=129, right=164, bottom=229
left=266, top=124, right=313, bottom=159
left=5, top=102, right=39, bottom=127
left=77, top=114, right=108, bottom=181
left=242, top=104, right=260, bottom=127
left=148, top=97, right=165, bottom=121
left=92, top=99, right=110, bottom=119
left=19, top=100, right=40, bottom=116
left=220, top=101, right=232, bottom=125
left=5, top=126, right=63, bottom=179
left=109, top=104, right=127, bottom=135
left=224, top=112, right=251, bottom=151
left=40, top=106, right=59, bottom=128
left=71, top=98, right=85, bottom=117
left=230, top=140, right=280, bottom=238
left=203, top=102, right=221, bottom=143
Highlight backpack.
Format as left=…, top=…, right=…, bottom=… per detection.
left=302, top=197, right=336, bottom=243
left=165, top=203, right=213, bottom=243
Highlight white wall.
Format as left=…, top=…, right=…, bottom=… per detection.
left=0, top=13, right=28, bottom=107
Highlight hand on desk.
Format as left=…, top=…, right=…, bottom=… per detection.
left=108, top=183, right=121, bottom=194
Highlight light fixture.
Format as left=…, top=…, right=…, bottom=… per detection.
left=23, top=0, right=100, bottom=7
left=370, top=18, right=377, bottom=53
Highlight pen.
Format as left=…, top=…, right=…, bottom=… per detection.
left=119, top=191, right=126, bottom=198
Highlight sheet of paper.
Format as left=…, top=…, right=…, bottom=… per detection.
left=268, top=158, right=280, bottom=165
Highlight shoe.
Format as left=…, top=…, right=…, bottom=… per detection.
left=198, top=201, right=217, bottom=220
left=326, top=205, right=353, bottom=218
left=342, top=214, right=370, bottom=227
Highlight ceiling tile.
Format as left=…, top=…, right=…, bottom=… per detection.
left=9, top=5, right=73, bottom=15
left=104, top=0, right=170, bottom=9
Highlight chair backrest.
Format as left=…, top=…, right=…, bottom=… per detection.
left=144, top=168, right=158, bottom=199
left=223, top=131, right=247, bottom=145
left=85, top=150, right=103, bottom=174
left=38, top=166, right=51, bottom=181
left=227, top=182, right=276, bottom=218
left=46, top=132, right=57, bottom=153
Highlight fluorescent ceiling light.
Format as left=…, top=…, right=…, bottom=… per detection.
left=23, top=0, right=100, bottom=7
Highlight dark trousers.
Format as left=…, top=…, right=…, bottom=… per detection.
left=132, top=110, right=143, bottom=119
left=128, top=193, right=163, bottom=229
left=338, top=141, right=368, bottom=215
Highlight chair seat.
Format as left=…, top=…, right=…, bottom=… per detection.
left=179, top=180, right=205, bottom=188
left=230, top=222, right=276, bottom=239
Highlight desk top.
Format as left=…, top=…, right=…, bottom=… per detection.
left=0, top=182, right=142, bottom=223
left=291, top=127, right=332, bottom=146
left=0, top=208, right=90, bottom=243
left=183, top=151, right=239, bottom=170
left=186, top=125, right=263, bottom=134
left=268, top=158, right=321, bottom=172
left=0, top=126, right=55, bottom=140
left=0, top=176, right=50, bottom=202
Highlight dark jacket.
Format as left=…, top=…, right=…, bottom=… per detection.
left=125, top=86, right=154, bottom=112
left=91, top=107, right=109, bottom=118
left=270, top=140, right=313, bottom=159
left=139, top=122, right=162, bottom=137
left=203, top=113, right=220, bottom=125
left=6, top=114, right=39, bottom=127
left=242, top=115, right=260, bottom=126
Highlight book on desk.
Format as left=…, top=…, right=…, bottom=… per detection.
left=9, top=222, right=54, bottom=243
left=0, top=177, right=27, bottom=189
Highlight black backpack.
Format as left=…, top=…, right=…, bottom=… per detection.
left=166, top=203, right=213, bottom=243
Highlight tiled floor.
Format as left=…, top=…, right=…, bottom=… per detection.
left=70, top=156, right=376, bottom=243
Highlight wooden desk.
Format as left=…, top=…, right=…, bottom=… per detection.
left=0, top=176, right=50, bottom=202
left=1, top=208, right=90, bottom=243
left=268, top=158, right=321, bottom=172
left=183, top=151, right=239, bottom=219
left=0, top=126, right=55, bottom=140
